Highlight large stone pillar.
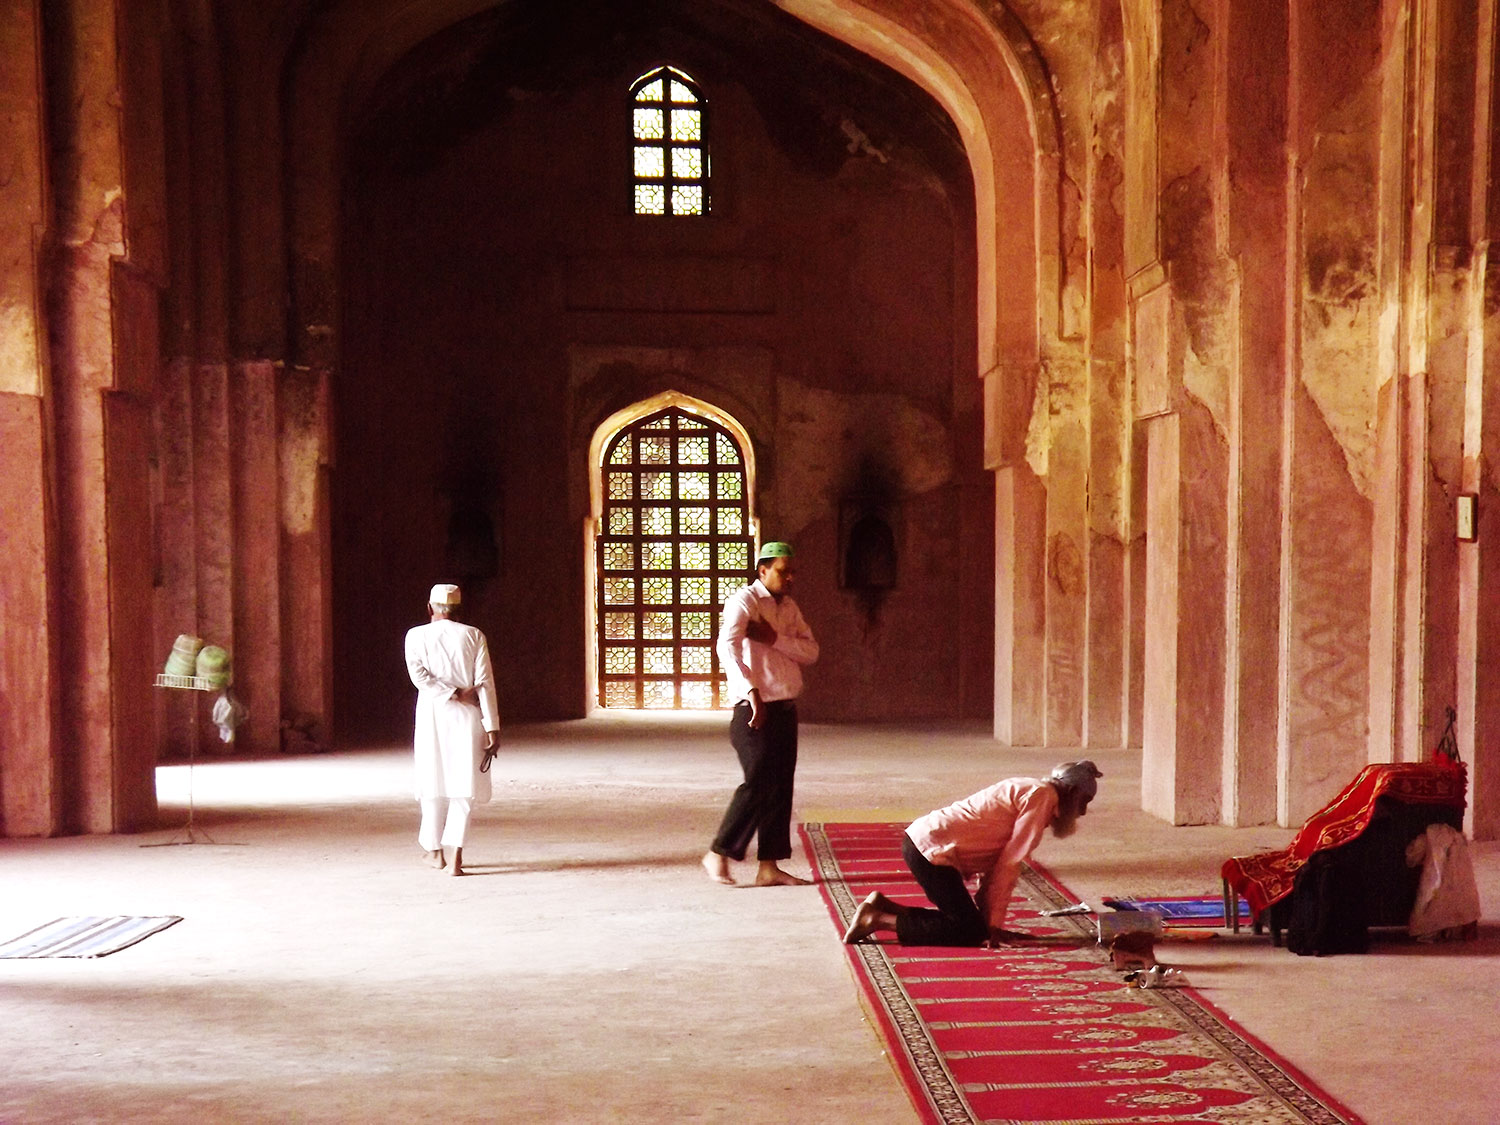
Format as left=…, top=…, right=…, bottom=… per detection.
left=281, top=12, right=350, bottom=747
left=1140, top=397, right=1229, bottom=824
left=1466, top=248, right=1500, bottom=838
left=1219, top=0, right=1289, bottom=827
left=191, top=361, right=235, bottom=742
left=0, top=0, right=62, bottom=836
left=279, top=367, right=333, bottom=742
left=231, top=361, right=283, bottom=753
left=153, top=357, right=200, bottom=759
left=0, top=391, right=60, bottom=835
left=1455, top=0, right=1500, bottom=839
left=1276, top=0, right=1382, bottom=825
left=993, top=462, right=1046, bottom=745
left=987, top=354, right=1046, bottom=745
left=43, top=0, right=158, bottom=832
left=1084, top=0, right=1129, bottom=749
left=1044, top=356, right=1089, bottom=746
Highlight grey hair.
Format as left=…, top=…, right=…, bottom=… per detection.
left=1049, top=759, right=1103, bottom=801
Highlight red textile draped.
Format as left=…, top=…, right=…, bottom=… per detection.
left=1221, top=761, right=1467, bottom=918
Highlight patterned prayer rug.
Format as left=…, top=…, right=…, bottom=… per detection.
left=0, top=916, right=182, bottom=959
left=804, top=822, right=1364, bottom=1125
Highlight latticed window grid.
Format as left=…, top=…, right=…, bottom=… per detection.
left=597, top=407, right=752, bottom=708
left=631, top=67, right=710, bottom=217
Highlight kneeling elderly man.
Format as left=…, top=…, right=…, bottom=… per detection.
left=843, top=761, right=1102, bottom=946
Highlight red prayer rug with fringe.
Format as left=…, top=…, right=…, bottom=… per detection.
left=803, top=821, right=1365, bottom=1125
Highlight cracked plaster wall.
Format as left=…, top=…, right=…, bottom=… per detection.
left=1299, top=75, right=1384, bottom=501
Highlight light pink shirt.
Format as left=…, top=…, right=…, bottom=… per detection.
left=717, top=579, right=819, bottom=704
left=905, top=777, right=1059, bottom=930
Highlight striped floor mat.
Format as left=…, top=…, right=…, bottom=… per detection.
left=0, top=916, right=182, bottom=958
left=804, top=822, right=1363, bottom=1125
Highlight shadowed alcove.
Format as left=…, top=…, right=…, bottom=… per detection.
left=329, top=0, right=988, bottom=741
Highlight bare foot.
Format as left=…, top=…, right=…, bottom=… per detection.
left=754, top=863, right=811, bottom=887
left=868, top=891, right=906, bottom=917
left=423, top=849, right=446, bottom=870
left=843, top=899, right=894, bottom=944
left=870, top=894, right=912, bottom=918
left=702, top=851, right=735, bottom=885
left=449, top=846, right=464, bottom=877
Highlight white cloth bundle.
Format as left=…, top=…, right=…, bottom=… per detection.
left=1405, top=823, right=1481, bottom=939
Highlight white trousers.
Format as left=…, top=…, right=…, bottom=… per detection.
left=418, top=797, right=472, bottom=851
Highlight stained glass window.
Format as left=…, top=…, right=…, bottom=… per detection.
left=631, top=67, right=711, bottom=217
left=596, top=406, right=753, bottom=709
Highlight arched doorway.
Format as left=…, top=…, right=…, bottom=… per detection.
left=589, top=395, right=757, bottom=709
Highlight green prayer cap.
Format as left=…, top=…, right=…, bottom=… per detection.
left=756, top=541, right=794, bottom=562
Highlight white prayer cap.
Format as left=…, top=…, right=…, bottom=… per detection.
left=429, top=583, right=461, bottom=606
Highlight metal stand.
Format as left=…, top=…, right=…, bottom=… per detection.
left=145, top=674, right=221, bottom=846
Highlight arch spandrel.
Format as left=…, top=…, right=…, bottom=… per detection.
left=773, top=0, right=1061, bottom=374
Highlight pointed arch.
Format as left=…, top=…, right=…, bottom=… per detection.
left=586, top=392, right=761, bottom=709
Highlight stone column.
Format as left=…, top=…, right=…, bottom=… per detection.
left=987, top=354, right=1046, bottom=745
left=1455, top=1, right=1500, bottom=839
left=0, top=0, right=62, bottom=836
left=1044, top=355, right=1089, bottom=747
left=43, top=0, right=158, bottom=832
left=1219, top=0, right=1289, bottom=826
left=1084, top=0, right=1129, bottom=749
left=993, top=462, right=1046, bottom=746
left=279, top=367, right=333, bottom=743
left=1140, top=396, right=1229, bottom=825
left=1276, top=0, right=1382, bottom=825
left=1466, top=249, right=1500, bottom=838
left=230, top=361, right=283, bottom=753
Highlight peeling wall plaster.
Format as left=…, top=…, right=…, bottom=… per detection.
left=1297, top=81, right=1382, bottom=500
left=0, top=304, right=40, bottom=396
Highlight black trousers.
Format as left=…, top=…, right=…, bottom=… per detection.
left=894, top=834, right=987, bottom=947
left=710, top=699, right=798, bottom=862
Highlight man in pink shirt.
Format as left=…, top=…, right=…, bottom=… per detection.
left=702, top=542, right=820, bottom=887
left=842, top=761, right=1102, bottom=946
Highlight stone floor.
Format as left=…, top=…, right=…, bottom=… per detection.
left=2, top=715, right=1495, bottom=1124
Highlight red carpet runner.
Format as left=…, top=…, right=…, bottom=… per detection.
left=804, top=822, right=1364, bottom=1125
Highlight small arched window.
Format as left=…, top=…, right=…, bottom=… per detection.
left=631, top=66, right=710, bottom=216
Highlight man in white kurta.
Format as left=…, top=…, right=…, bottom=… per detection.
left=405, top=583, right=499, bottom=875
